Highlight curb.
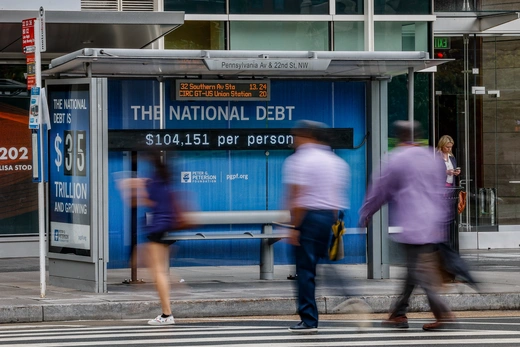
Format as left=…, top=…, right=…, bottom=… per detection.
left=2, top=293, right=520, bottom=323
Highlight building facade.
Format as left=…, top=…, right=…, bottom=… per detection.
left=1, top=0, right=519, bottom=263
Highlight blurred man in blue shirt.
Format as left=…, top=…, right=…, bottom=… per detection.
left=359, top=120, right=454, bottom=331
left=282, top=120, right=349, bottom=334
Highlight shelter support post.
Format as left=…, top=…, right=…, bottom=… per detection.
left=366, top=79, right=390, bottom=279
left=130, top=151, right=139, bottom=283
left=260, top=224, right=274, bottom=280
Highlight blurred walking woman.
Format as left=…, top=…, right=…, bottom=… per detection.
left=142, top=151, right=177, bottom=325
left=116, top=151, right=180, bottom=325
left=116, top=151, right=176, bottom=326
left=436, top=135, right=460, bottom=187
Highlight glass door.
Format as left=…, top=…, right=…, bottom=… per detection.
left=435, top=34, right=520, bottom=234
left=434, top=35, right=496, bottom=233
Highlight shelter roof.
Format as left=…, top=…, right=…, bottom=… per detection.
left=44, top=49, right=448, bottom=80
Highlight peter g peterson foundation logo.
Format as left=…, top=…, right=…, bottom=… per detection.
left=181, top=171, right=217, bottom=183
left=54, top=229, right=69, bottom=242
left=181, top=171, right=191, bottom=183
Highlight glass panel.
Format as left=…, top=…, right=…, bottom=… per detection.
left=230, top=0, right=329, bottom=14
left=387, top=74, right=431, bottom=146
left=336, top=0, right=363, bottom=14
left=374, top=22, right=428, bottom=52
left=230, top=21, right=329, bottom=50
left=106, top=80, right=368, bottom=267
left=334, top=22, right=364, bottom=51
left=482, top=37, right=520, bottom=226
left=434, top=37, right=474, bottom=231
left=434, top=0, right=475, bottom=12
left=375, top=0, right=430, bottom=14
left=164, top=0, right=225, bottom=14
left=164, top=21, right=225, bottom=50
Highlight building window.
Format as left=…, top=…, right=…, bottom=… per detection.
left=374, top=22, right=428, bottom=51
left=164, top=0, right=226, bottom=14
left=388, top=74, right=431, bottom=133
left=164, top=21, right=225, bottom=50
left=334, top=22, right=364, bottom=51
left=81, top=0, right=154, bottom=11
left=230, top=21, right=329, bottom=50
left=230, top=0, right=329, bottom=14
left=336, top=0, right=363, bottom=14
left=375, top=0, right=430, bottom=14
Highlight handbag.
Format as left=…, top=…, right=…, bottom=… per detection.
left=458, top=191, right=467, bottom=214
left=329, top=211, right=345, bottom=261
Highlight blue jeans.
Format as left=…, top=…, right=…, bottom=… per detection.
left=294, top=210, right=336, bottom=328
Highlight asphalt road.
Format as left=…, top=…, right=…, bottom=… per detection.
left=1, top=312, right=520, bottom=347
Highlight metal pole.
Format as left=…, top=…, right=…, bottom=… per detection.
left=463, top=34, right=472, bottom=232
left=367, top=80, right=389, bottom=280
left=408, top=67, right=414, bottom=140
left=123, top=151, right=144, bottom=284
left=131, top=151, right=138, bottom=282
left=365, top=0, right=374, bottom=51
left=34, top=13, right=46, bottom=299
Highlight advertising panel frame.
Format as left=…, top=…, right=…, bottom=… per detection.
left=45, top=78, right=108, bottom=292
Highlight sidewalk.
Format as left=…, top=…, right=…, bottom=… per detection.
left=0, top=249, right=519, bottom=323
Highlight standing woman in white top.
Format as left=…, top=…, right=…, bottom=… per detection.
left=436, top=135, right=461, bottom=187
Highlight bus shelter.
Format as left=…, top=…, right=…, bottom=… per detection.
left=42, top=49, right=446, bottom=292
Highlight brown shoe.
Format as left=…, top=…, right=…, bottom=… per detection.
left=422, top=313, right=456, bottom=331
left=382, top=315, right=409, bottom=329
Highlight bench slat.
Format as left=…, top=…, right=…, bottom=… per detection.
left=163, top=232, right=290, bottom=241
left=184, top=210, right=290, bottom=225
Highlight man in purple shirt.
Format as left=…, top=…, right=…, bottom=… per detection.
left=359, top=121, right=454, bottom=331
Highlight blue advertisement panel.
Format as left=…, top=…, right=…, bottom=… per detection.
left=107, top=79, right=366, bottom=267
left=108, top=80, right=161, bottom=130
left=47, top=84, right=91, bottom=256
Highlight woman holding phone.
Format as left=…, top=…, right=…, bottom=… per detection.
left=436, top=135, right=461, bottom=187
left=435, top=135, right=476, bottom=289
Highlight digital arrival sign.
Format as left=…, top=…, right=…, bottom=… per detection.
left=108, top=128, right=354, bottom=151
left=47, top=84, right=91, bottom=256
left=174, top=80, right=270, bottom=101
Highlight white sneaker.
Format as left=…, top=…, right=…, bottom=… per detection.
left=148, top=314, right=175, bottom=326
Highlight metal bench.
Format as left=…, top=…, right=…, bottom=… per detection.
left=162, top=210, right=291, bottom=280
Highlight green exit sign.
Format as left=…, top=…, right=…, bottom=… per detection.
left=435, top=37, right=450, bottom=49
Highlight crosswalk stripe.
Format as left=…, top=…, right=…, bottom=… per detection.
left=0, top=327, right=519, bottom=344
left=0, top=325, right=282, bottom=337
left=14, top=337, right=520, bottom=347
left=0, top=328, right=287, bottom=339
left=2, top=320, right=520, bottom=347
left=0, top=325, right=85, bottom=330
